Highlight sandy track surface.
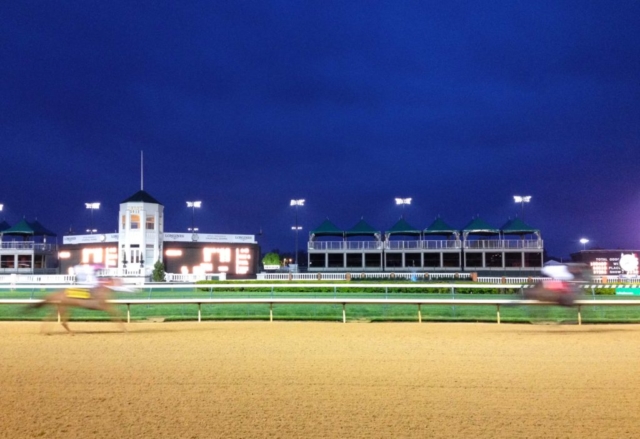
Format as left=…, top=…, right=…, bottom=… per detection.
left=2, top=321, right=640, bottom=438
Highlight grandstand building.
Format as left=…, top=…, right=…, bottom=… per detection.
left=307, top=216, right=543, bottom=275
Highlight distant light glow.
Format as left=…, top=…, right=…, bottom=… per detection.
left=395, top=198, right=412, bottom=205
left=58, top=251, right=71, bottom=259
left=513, top=195, right=531, bottom=203
left=85, top=202, right=100, bottom=209
left=165, top=249, right=183, bottom=257
left=291, top=226, right=303, bottom=230
left=290, top=199, right=305, bottom=206
left=186, top=201, right=202, bottom=208
left=0, top=204, right=3, bottom=211
left=580, top=238, right=589, bottom=244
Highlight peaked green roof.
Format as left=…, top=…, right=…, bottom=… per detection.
left=345, top=219, right=379, bottom=237
left=2, top=219, right=57, bottom=236
left=386, top=217, right=421, bottom=235
left=2, top=219, right=36, bottom=235
left=121, top=190, right=163, bottom=205
left=461, top=217, right=499, bottom=235
left=424, top=218, right=457, bottom=235
left=310, top=219, right=343, bottom=237
left=500, top=218, right=539, bottom=234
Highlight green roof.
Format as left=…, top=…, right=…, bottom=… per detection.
left=461, top=217, right=499, bottom=235
left=2, top=219, right=57, bottom=236
left=424, top=218, right=457, bottom=235
left=310, top=219, right=343, bottom=237
left=386, top=217, right=421, bottom=235
left=500, top=218, right=539, bottom=234
left=345, top=219, right=379, bottom=237
left=2, top=219, right=36, bottom=235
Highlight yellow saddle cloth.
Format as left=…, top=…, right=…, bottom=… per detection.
left=65, top=288, right=92, bottom=299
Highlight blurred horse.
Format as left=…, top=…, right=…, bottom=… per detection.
left=28, top=277, right=126, bottom=334
left=523, top=263, right=591, bottom=307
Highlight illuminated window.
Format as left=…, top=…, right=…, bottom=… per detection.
left=121, top=215, right=126, bottom=229
left=58, top=251, right=71, bottom=259
left=130, top=214, right=140, bottom=229
left=82, top=248, right=103, bottom=264
left=166, top=249, right=183, bottom=257
left=146, top=215, right=155, bottom=230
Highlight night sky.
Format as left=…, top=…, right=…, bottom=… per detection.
left=1, top=1, right=639, bottom=259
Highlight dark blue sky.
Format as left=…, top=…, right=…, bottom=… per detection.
left=1, top=1, right=639, bottom=258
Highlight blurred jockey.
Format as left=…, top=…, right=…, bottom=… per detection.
left=534, top=263, right=589, bottom=306
left=65, top=264, right=100, bottom=299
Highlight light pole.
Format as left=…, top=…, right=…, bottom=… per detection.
left=580, top=238, right=589, bottom=251
left=395, top=198, right=412, bottom=217
left=186, top=201, right=202, bottom=232
left=290, top=199, right=305, bottom=265
left=85, top=202, right=100, bottom=234
left=513, top=195, right=531, bottom=222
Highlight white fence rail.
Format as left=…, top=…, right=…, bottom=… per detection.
left=3, top=294, right=640, bottom=325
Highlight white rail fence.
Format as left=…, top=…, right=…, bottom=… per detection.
left=3, top=295, right=640, bottom=326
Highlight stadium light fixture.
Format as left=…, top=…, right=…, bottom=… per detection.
left=395, top=198, right=412, bottom=217
left=513, top=195, right=531, bottom=222
left=290, top=199, right=305, bottom=265
left=0, top=204, right=3, bottom=212
left=580, top=238, right=589, bottom=251
left=186, top=201, right=202, bottom=232
left=85, top=202, right=100, bottom=234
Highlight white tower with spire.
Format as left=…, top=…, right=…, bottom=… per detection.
left=117, top=152, right=164, bottom=274
left=118, top=190, right=164, bottom=274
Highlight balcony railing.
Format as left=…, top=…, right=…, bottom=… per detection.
left=309, top=241, right=383, bottom=250
left=308, top=239, right=542, bottom=251
left=0, top=242, right=53, bottom=251
left=464, top=240, right=542, bottom=249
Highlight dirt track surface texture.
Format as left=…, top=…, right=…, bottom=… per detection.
left=2, top=322, right=640, bottom=439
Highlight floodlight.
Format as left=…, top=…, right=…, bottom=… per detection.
left=395, top=198, right=412, bottom=205
left=186, top=201, right=202, bottom=231
left=0, top=204, right=3, bottom=212
left=290, top=199, right=305, bottom=264
left=290, top=199, right=305, bottom=206
left=85, top=202, right=100, bottom=209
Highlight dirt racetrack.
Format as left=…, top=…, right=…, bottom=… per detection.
left=2, top=321, right=640, bottom=439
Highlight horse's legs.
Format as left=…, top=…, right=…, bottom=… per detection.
left=104, top=303, right=127, bottom=332
left=59, top=306, right=74, bottom=335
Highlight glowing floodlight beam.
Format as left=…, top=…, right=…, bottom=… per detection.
left=290, top=199, right=305, bottom=265
left=513, top=195, right=532, bottom=222
left=580, top=238, right=589, bottom=251
left=395, top=198, right=412, bottom=205
left=186, top=201, right=202, bottom=231
left=85, top=202, right=100, bottom=234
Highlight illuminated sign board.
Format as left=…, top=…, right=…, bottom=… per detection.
left=587, top=252, right=639, bottom=276
left=162, top=233, right=255, bottom=243
left=166, top=245, right=254, bottom=275
left=63, top=234, right=119, bottom=244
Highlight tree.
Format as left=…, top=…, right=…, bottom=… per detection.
left=152, top=260, right=166, bottom=282
left=262, top=252, right=280, bottom=266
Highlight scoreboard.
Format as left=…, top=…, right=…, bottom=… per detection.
left=578, top=251, right=639, bottom=276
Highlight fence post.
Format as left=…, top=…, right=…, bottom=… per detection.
left=342, top=303, right=346, bottom=323
left=418, top=304, right=422, bottom=323
left=317, top=273, right=321, bottom=281
left=496, top=304, right=501, bottom=324
left=346, top=273, right=351, bottom=282
left=471, top=272, right=477, bottom=282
